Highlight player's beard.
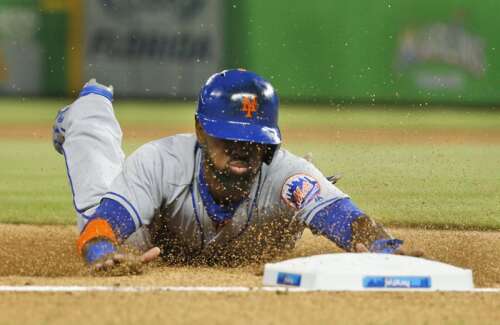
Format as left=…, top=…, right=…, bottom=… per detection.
left=202, top=149, right=261, bottom=195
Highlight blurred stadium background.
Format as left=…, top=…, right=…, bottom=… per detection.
left=1, top=0, right=499, bottom=104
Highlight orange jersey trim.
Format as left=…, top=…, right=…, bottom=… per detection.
left=76, top=218, right=117, bottom=256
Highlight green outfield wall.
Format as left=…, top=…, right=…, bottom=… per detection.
left=226, top=1, right=500, bottom=105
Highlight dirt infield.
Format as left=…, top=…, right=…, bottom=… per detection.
left=1, top=291, right=499, bottom=324
left=0, top=224, right=499, bottom=324
left=0, top=224, right=498, bottom=286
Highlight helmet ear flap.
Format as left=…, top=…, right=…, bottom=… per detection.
left=264, top=144, right=279, bottom=165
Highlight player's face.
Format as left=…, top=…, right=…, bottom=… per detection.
left=196, top=124, right=266, bottom=181
left=205, top=136, right=265, bottom=177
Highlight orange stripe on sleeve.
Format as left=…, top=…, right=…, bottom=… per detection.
left=76, top=218, right=117, bottom=256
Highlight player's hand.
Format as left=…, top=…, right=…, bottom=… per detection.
left=354, top=243, right=424, bottom=257
left=91, top=246, right=161, bottom=276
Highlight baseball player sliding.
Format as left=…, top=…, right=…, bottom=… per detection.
left=53, top=69, right=419, bottom=274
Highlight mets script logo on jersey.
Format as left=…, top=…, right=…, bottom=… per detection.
left=241, top=96, right=258, bottom=118
left=281, top=174, right=321, bottom=210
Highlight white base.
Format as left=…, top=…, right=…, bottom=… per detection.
left=263, top=253, right=474, bottom=291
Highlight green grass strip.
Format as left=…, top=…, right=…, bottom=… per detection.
left=1, top=138, right=499, bottom=229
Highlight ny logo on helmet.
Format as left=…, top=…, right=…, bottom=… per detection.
left=241, top=96, right=258, bottom=118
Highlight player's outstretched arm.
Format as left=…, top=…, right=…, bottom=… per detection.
left=277, top=158, right=422, bottom=256
left=304, top=197, right=423, bottom=256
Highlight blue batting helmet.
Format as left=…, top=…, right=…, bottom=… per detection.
left=195, top=69, right=281, bottom=145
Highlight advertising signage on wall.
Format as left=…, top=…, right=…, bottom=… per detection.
left=84, top=0, right=223, bottom=97
left=236, top=1, right=500, bottom=104
left=394, top=13, right=488, bottom=99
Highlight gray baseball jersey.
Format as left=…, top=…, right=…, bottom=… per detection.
left=60, top=93, right=348, bottom=264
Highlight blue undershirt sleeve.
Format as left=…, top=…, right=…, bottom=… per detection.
left=84, top=239, right=116, bottom=264
left=307, top=198, right=364, bottom=250
left=94, top=198, right=137, bottom=240
left=307, top=198, right=404, bottom=253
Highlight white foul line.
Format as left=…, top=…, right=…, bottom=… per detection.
left=0, top=286, right=289, bottom=293
left=0, top=285, right=499, bottom=293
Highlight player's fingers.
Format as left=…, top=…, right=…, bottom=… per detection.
left=93, top=262, right=104, bottom=271
left=413, top=250, right=424, bottom=257
left=112, top=253, right=126, bottom=263
left=91, top=259, right=113, bottom=273
left=395, top=248, right=424, bottom=257
left=141, top=247, right=161, bottom=264
left=406, top=250, right=424, bottom=257
left=354, top=243, right=369, bottom=253
left=103, top=259, right=115, bottom=270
